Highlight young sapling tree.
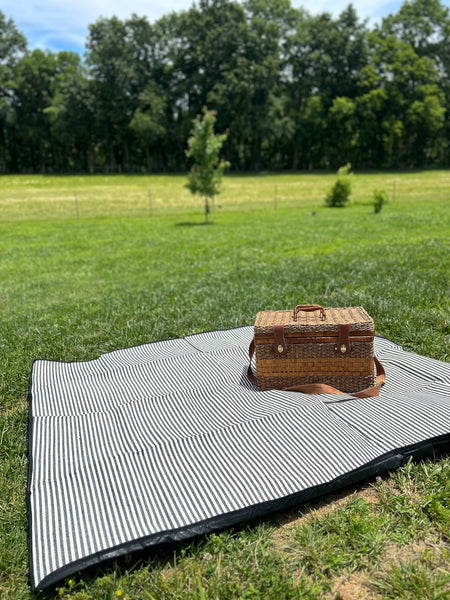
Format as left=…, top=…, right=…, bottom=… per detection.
left=186, top=108, right=230, bottom=224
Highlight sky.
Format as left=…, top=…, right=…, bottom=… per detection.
left=1, top=0, right=448, bottom=56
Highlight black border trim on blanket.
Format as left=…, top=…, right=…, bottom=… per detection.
left=26, top=326, right=253, bottom=590
left=27, top=328, right=447, bottom=593
left=27, top=362, right=36, bottom=595
left=30, top=433, right=450, bottom=593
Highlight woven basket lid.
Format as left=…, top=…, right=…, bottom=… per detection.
left=254, top=306, right=374, bottom=334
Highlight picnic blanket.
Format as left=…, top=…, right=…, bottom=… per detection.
left=28, top=327, right=450, bottom=591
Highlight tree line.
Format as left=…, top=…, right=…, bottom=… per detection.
left=0, top=0, right=449, bottom=174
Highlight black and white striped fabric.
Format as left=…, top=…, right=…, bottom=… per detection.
left=28, top=328, right=450, bottom=591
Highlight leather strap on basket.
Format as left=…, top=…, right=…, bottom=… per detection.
left=247, top=339, right=258, bottom=385
left=293, top=304, right=326, bottom=321
left=247, top=339, right=386, bottom=398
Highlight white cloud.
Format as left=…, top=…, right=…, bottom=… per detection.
left=293, top=0, right=403, bottom=21
left=2, top=0, right=195, bottom=52
left=1, top=0, right=407, bottom=54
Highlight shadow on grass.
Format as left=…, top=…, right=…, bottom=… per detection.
left=175, top=221, right=215, bottom=227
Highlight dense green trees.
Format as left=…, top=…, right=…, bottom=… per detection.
left=0, top=0, right=449, bottom=173
left=0, top=12, right=26, bottom=171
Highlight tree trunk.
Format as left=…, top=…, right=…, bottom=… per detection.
left=252, top=136, right=261, bottom=171
left=292, top=143, right=298, bottom=171
left=109, top=148, right=116, bottom=173
left=123, top=140, right=130, bottom=172
left=88, top=146, right=95, bottom=174
left=204, top=196, right=209, bottom=224
left=40, top=141, right=46, bottom=173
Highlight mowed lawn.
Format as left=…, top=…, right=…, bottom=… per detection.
left=1, top=170, right=449, bottom=219
left=0, top=171, right=449, bottom=599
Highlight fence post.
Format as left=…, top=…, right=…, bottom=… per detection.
left=74, top=190, right=79, bottom=219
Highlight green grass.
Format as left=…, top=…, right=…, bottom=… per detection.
left=0, top=171, right=449, bottom=599
left=1, top=170, right=449, bottom=220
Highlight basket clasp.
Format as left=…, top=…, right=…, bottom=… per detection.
left=334, top=323, right=351, bottom=355
left=273, top=325, right=288, bottom=355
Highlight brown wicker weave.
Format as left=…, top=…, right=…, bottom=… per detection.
left=251, top=305, right=377, bottom=393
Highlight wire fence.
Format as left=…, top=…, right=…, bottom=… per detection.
left=0, top=191, right=304, bottom=222
left=1, top=172, right=447, bottom=223
left=0, top=179, right=325, bottom=222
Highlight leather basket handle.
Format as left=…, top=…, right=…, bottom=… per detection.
left=293, top=304, right=326, bottom=321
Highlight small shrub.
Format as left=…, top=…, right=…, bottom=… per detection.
left=325, top=163, right=352, bottom=207
left=373, top=188, right=388, bottom=213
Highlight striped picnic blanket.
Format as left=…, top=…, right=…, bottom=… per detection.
left=28, top=327, right=450, bottom=591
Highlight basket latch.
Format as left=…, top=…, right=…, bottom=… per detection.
left=273, top=325, right=288, bottom=355
left=335, top=323, right=351, bottom=355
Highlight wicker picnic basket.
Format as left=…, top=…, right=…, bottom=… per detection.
left=247, top=304, right=385, bottom=397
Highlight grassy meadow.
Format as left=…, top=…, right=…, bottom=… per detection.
left=1, top=170, right=449, bottom=220
left=0, top=170, right=449, bottom=599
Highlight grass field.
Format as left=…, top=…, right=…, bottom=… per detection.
left=0, top=171, right=449, bottom=599
left=1, top=170, right=449, bottom=220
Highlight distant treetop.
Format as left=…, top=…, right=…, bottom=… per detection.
left=0, top=0, right=449, bottom=173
